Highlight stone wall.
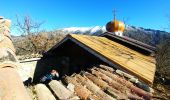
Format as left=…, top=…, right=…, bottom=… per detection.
left=0, top=16, right=31, bottom=100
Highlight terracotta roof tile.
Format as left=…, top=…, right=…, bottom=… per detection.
left=35, top=65, right=153, bottom=100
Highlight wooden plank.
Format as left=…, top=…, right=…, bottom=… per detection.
left=69, top=34, right=156, bottom=84
left=35, top=84, right=56, bottom=100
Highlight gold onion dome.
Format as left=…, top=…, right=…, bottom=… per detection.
left=106, top=20, right=125, bottom=33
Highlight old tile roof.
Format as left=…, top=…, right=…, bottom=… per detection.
left=35, top=65, right=152, bottom=100
left=48, top=34, right=156, bottom=84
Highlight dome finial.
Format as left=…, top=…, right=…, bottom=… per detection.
left=106, top=10, right=125, bottom=36
left=113, top=9, right=116, bottom=21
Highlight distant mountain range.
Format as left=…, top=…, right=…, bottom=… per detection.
left=60, top=26, right=106, bottom=35
left=60, top=25, right=168, bottom=35
left=12, top=25, right=170, bottom=47
left=59, top=25, right=170, bottom=46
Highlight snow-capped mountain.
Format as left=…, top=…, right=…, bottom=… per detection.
left=61, top=25, right=168, bottom=35
left=60, top=25, right=170, bottom=46
left=124, top=25, right=170, bottom=46
left=12, top=25, right=169, bottom=47
left=61, top=26, right=106, bottom=35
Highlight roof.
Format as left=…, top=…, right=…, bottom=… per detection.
left=47, top=34, right=156, bottom=84
left=100, top=32, right=156, bottom=55
left=34, top=65, right=152, bottom=100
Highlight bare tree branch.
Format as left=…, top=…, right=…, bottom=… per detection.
left=15, top=15, right=44, bottom=35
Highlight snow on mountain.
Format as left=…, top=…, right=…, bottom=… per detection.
left=61, top=26, right=106, bottom=35
left=63, top=27, right=91, bottom=33
left=60, top=25, right=169, bottom=46
left=125, top=25, right=162, bottom=34
left=124, top=25, right=170, bottom=46
left=90, top=26, right=106, bottom=34
left=61, top=25, right=162, bottom=35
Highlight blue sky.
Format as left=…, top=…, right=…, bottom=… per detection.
left=1, top=0, right=170, bottom=35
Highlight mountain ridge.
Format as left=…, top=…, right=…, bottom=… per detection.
left=12, top=25, right=170, bottom=47
left=59, top=25, right=169, bottom=36
left=59, top=25, right=170, bottom=46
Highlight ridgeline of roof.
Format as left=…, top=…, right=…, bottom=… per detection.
left=48, top=34, right=156, bottom=84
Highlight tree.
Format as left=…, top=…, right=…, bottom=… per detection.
left=14, top=15, right=45, bottom=54
left=156, top=34, right=170, bottom=84
left=15, top=15, right=44, bottom=35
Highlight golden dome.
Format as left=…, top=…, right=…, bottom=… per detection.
left=106, top=20, right=125, bottom=33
